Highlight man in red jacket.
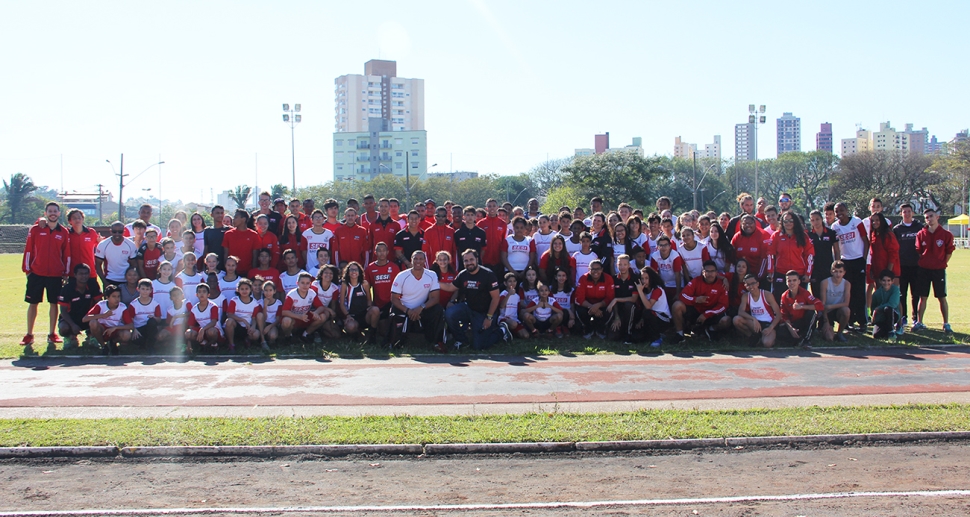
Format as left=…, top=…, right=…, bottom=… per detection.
left=423, top=206, right=457, bottom=265
left=574, top=259, right=615, bottom=339
left=332, top=207, right=369, bottom=267
left=671, top=260, right=730, bottom=343
left=780, top=270, right=825, bottom=347
left=477, top=198, right=509, bottom=277
left=914, top=207, right=955, bottom=334
left=22, top=202, right=70, bottom=349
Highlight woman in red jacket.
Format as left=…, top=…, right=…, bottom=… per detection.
left=768, top=211, right=814, bottom=300
left=868, top=212, right=900, bottom=286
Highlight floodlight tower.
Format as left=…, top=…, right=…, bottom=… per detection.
left=748, top=104, right=767, bottom=201
left=283, top=103, right=302, bottom=194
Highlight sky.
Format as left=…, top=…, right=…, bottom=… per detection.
left=1, top=0, right=967, bottom=204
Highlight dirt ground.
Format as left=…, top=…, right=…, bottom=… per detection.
left=2, top=442, right=969, bottom=516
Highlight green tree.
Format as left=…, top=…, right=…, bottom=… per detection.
left=270, top=183, right=289, bottom=200
left=228, top=185, right=253, bottom=209
left=1, top=173, right=39, bottom=224
left=561, top=151, right=666, bottom=209
left=833, top=150, right=951, bottom=216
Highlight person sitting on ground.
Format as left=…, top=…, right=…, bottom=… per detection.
left=671, top=260, right=731, bottom=343
left=522, top=282, right=564, bottom=338
left=574, top=259, right=615, bottom=340
left=606, top=254, right=640, bottom=344
left=779, top=270, right=825, bottom=347
left=224, top=278, right=262, bottom=353
left=309, top=264, right=341, bottom=341
left=185, top=283, right=223, bottom=354
left=818, top=261, right=851, bottom=342
left=550, top=268, right=576, bottom=338
left=159, top=286, right=188, bottom=352
left=733, top=273, right=783, bottom=348
left=387, top=250, right=446, bottom=351
left=337, top=261, right=377, bottom=342
left=57, top=264, right=102, bottom=348
left=83, top=284, right=134, bottom=356
left=634, top=266, right=671, bottom=348
left=445, top=249, right=506, bottom=350
left=498, top=272, right=530, bottom=340
left=128, top=278, right=163, bottom=354
left=254, top=281, right=283, bottom=351
left=871, top=270, right=901, bottom=341
left=280, top=272, right=328, bottom=343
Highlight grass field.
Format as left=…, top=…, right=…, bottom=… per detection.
left=1, top=252, right=967, bottom=360
left=1, top=404, right=968, bottom=447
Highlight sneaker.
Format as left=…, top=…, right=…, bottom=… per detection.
left=19, top=334, right=34, bottom=346
left=623, top=337, right=633, bottom=346
left=899, top=316, right=908, bottom=329
left=299, top=332, right=313, bottom=344
left=650, top=337, right=663, bottom=348
left=583, top=331, right=594, bottom=340
left=704, top=327, right=720, bottom=342
left=433, top=341, right=447, bottom=353
left=555, top=327, right=563, bottom=339
left=596, top=331, right=606, bottom=339
left=836, top=334, right=848, bottom=343
left=261, top=341, right=270, bottom=353
left=63, top=336, right=79, bottom=349
left=669, top=333, right=684, bottom=344
left=499, top=321, right=513, bottom=343
left=453, top=340, right=463, bottom=351
left=944, top=323, right=953, bottom=336
left=47, top=333, right=62, bottom=344
left=896, top=323, right=906, bottom=336
left=912, top=321, right=927, bottom=331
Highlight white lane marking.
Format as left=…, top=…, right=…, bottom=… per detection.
left=1, top=489, right=969, bottom=515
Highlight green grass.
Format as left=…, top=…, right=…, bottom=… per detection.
left=0, top=404, right=967, bottom=447
left=2, top=251, right=968, bottom=360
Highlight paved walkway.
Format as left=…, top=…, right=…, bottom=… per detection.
left=2, top=346, right=969, bottom=417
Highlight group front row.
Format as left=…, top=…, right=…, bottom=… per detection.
left=58, top=242, right=904, bottom=355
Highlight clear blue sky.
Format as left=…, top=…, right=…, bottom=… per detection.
left=1, top=0, right=966, bottom=204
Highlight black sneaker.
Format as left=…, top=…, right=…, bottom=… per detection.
left=499, top=321, right=513, bottom=343
left=669, top=333, right=684, bottom=344
left=705, top=327, right=720, bottom=342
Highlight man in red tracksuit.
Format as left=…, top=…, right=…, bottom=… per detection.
left=22, top=202, right=70, bottom=350
left=672, top=260, right=730, bottom=342
left=423, top=206, right=457, bottom=265
left=477, top=198, right=508, bottom=277
left=574, top=259, right=615, bottom=338
left=731, top=214, right=771, bottom=285
left=332, top=208, right=369, bottom=267
left=914, top=207, right=955, bottom=334
left=367, top=198, right=400, bottom=258
left=780, top=270, right=825, bottom=347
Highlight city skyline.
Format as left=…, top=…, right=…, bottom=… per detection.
left=1, top=1, right=967, bottom=203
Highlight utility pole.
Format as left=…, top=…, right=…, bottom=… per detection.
left=117, top=153, right=125, bottom=223
left=96, top=184, right=104, bottom=223
left=404, top=152, right=411, bottom=208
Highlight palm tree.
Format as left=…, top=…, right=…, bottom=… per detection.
left=2, top=173, right=38, bottom=224
left=228, top=185, right=253, bottom=209
left=270, top=183, right=289, bottom=200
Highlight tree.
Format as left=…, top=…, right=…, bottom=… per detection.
left=527, top=157, right=572, bottom=196
left=833, top=150, right=951, bottom=216
left=270, top=184, right=289, bottom=200
left=560, top=151, right=666, bottom=209
left=2, top=173, right=38, bottom=224
left=228, top=185, right=253, bottom=209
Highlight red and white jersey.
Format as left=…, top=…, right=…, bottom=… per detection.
left=124, top=222, right=161, bottom=238
left=365, top=261, right=401, bottom=307
left=129, top=298, right=162, bottom=328
left=677, top=243, right=711, bottom=279
left=261, top=299, right=283, bottom=324
left=94, top=238, right=138, bottom=281
left=746, top=290, right=775, bottom=323
left=564, top=238, right=583, bottom=255
left=227, top=296, right=260, bottom=328
left=532, top=231, right=555, bottom=259
left=551, top=289, right=573, bottom=310
left=572, top=250, right=598, bottom=279
left=301, top=228, right=334, bottom=270
left=207, top=293, right=227, bottom=321
left=167, top=301, right=189, bottom=328
left=526, top=299, right=561, bottom=322
left=499, top=290, right=521, bottom=323
left=217, top=272, right=241, bottom=296
left=175, top=271, right=206, bottom=305
left=152, top=279, right=176, bottom=315
left=279, top=270, right=307, bottom=293
left=310, top=281, right=340, bottom=308
left=631, top=233, right=648, bottom=251
left=187, top=300, right=220, bottom=329
left=650, top=250, right=685, bottom=288
left=646, top=235, right=677, bottom=255
left=832, top=216, right=867, bottom=260
left=644, top=286, right=671, bottom=321
left=282, top=289, right=322, bottom=316
left=502, top=235, right=536, bottom=271
left=86, top=301, right=133, bottom=328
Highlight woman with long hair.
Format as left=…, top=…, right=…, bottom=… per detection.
left=338, top=261, right=374, bottom=340
left=768, top=210, right=814, bottom=300
left=189, top=213, right=207, bottom=257
left=538, top=234, right=575, bottom=285
left=868, top=211, right=900, bottom=299
left=550, top=268, right=576, bottom=337
left=728, top=258, right=751, bottom=318
left=431, top=251, right=458, bottom=307
left=705, top=223, right=735, bottom=274
left=611, top=222, right=635, bottom=274
left=278, top=215, right=303, bottom=269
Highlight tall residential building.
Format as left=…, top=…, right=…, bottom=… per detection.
left=927, top=135, right=944, bottom=154
left=674, top=136, right=696, bottom=159
left=903, top=124, right=929, bottom=156
left=704, top=135, right=722, bottom=161
left=776, top=112, right=801, bottom=156
left=333, top=118, right=427, bottom=182
left=734, top=123, right=756, bottom=162
left=816, top=122, right=833, bottom=153
left=334, top=59, right=425, bottom=133
left=841, top=129, right=872, bottom=156
left=575, top=134, right=643, bottom=157
left=873, top=121, right=925, bottom=156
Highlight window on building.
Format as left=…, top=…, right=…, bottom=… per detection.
left=411, top=150, right=418, bottom=157
left=395, top=162, right=402, bottom=169
left=412, top=162, right=419, bottom=169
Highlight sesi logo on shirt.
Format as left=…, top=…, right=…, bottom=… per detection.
left=374, top=274, right=391, bottom=282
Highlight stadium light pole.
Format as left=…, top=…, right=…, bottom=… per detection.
left=283, top=103, right=302, bottom=195
left=109, top=154, right=164, bottom=223
left=748, top=104, right=767, bottom=201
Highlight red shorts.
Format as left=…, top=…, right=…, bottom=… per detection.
left=288, top=312, right=316, bottom=329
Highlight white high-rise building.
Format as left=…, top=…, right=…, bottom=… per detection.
left=776, top=112, right=801, bottom=156
left=334, top=59, right=425, bottom=133
left=735, top=123, right=756, bottom=162
left=841, top=129, right=872, bottom=157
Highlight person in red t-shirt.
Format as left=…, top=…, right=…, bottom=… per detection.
left=477, top=198, right=509, bottom=275
left=65, top=208, right=100, bottom=280
left=22, top=202, right=70, bottom=348
left=780, top=270, right=825, bottom=347
left=914, top=207, right=955, bottom=334
left=671, top=260, right=730, bottom=343
left=254, top=214, right=280, bottom=268
left=574, top=259, right=615, bottom=338
left=135, top=228, right=164, bottom=280
left=423, top=206, right=457, bottom=266
left=365, top=242, right=402, bottom=323
left=221, top=209, right=261, bottom=276
left=367, top=198, right=400, bottom=256
left=288, top=199, right=312, bottom=233
left=731, top=214, right=770, bottom=286
left=332, top=208, right=369, bottom=267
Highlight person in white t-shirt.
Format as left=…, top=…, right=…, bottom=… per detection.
left=94, top=222, right=137, bottom=286
left=224, top=278, right=261, bottom=352
left=572, top=232, right=598, bottom=280
left=831, top=202, right=870, bottom=330
left=388, top=250, right=445, bottom=350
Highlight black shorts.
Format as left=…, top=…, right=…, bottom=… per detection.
left=25, top=273, right=62, bottom=304
left=534, top=318, right=553, bottom=333
left=825, top=309, right=843, bottom=324
left=231, top=323, right=250, bottom=341
left=378, top=303, right=393, bottom=319
left=915, top=268, right=946, bottom=298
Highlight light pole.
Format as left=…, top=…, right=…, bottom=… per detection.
left=748, top=104, right=767, bottom=201
left=692, top=155, right=717, bottom=211
left=108, top=155, right=164, bottom=223
left=282, top=103, right=302, bottom=194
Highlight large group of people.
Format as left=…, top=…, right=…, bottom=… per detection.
left=20, top=188, right=956, bottom=355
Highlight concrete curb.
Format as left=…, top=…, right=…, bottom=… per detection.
left=119, top=444, right=423, bottom=457
left=3, top=431, right=969, bottom=459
